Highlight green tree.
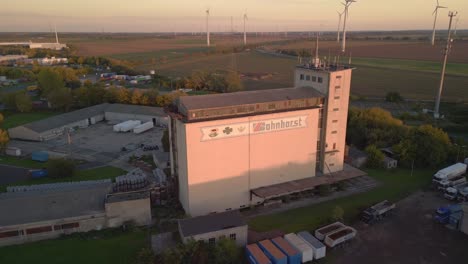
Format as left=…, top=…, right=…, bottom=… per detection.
left=15, top=92, right=32, bottom=113
left=116, top=88, right=130, bottom=103
left=0, top=114, right=9, bottom=152
left=331, top=206, right=345, bottom=222
left=46, top=158, right=76, bottom=179
left=365, top=144, right=385, bottom=168
left=37, top=68, right=64, bottom=96
left=225, top=71, right=243, bottom=93
left=161, top=129, right=170, bottom=152
left=212, top=237, right=241, bottom=264
left=134, top=247, right=155, bottom=264
left=48, top=87, right=73, bottom=111
left=131, top=89, right=143, bottom=105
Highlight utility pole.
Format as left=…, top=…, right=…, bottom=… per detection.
left=434, top=11, right=457, bottom=119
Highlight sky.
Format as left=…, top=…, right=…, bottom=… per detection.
left=0, top=0, right=467, bottom=32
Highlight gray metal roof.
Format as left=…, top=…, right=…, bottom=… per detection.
left=178, top=210, right=246, bottom=237
left=19, top=103, right=165, bottom=133
left=178, top=87, right=324, bottom=111
left=0, top=183, right=111, bottom=226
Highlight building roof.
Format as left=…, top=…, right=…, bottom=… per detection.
left=17, top=103, right=165, bottom=133
left=0, top=183, right=111, bottom=226
left=178, top=210, right=246, bottom=237
left=178, top=87, right=324, bottom=111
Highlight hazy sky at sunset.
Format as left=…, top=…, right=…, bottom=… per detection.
left=1, top=0, right=467, bottom=32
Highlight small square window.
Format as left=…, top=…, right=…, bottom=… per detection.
left=336, top=76, right=342, bottom=79
left=335, top=86, right=341, bottom=89
left=331, top=131, right=338, bottom=134
left=334, top=96, right=340, bottom=100
left=318, top=77, right=323, bottom=83
left=329, top=163, right=335, bottom=166
left=333, top=108, right=339, bottom=112
left=312, top=76, right=317, bottom=82
left=300, top=74, right=304, bottom=80
left=306, top=75, right=311, bottom=81
left=229, top=234, right=237, bottom=241
left=333, top=143, right=337, bottom=149
left=209, top=238, right=216, bottom=245
left=332, top=120, right=338, bottom=123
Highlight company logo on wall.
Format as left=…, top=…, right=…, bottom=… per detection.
left=200, top=115, right=308, bottom=141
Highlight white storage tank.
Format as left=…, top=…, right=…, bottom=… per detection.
left=284, top=233, right=313, bottom=263
left=297, top=231, right=326, bottom=260
left=133, top=121, right=154, bottom=134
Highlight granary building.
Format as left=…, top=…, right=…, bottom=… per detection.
left=168, top=57, right=365, bottom=217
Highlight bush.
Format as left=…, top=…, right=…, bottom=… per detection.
left=385, top=92, right=403, bottom=102
left=365, top=145, right=385, bottom=168
left=318, top=184, right=331, bottom=196
left=46, top=158, right=76, bottom=178
left=161, top=129, right=170, bottom=152
left=331, top=206, right=344, bottom=222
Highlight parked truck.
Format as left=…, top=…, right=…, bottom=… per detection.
left=437, top=175, right=467, bottom=191
left=444, top=182, right=468, bottom=201
left=432, top=163, right=467, bottom=186
left=361, top=200, right=396, bottom=224
left=434, top=204, right=462, bottom=224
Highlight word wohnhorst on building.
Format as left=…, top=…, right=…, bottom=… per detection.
left=167, top=57, right=362, bottom=217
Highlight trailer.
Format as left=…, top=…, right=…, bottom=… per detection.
left=119, top=120, right=141, bottom=132
left=246, top=244, right=271, bottom=264
left=271, top=237, right=301, bottom=264
left=361, top=200, right=396, bottom=224
left=258, top=240, right=287, bottom=264
left=444, top=183, right=468, bottom=200
left=284, top=233, right=313, bottom=263
left=314, top=222, right=345, bottom=241
left=297, top=231, right=326, bottom=260
left=432, top=163, right=467, bottom=186
left=437, top=175, right=467, bottom=191
left=113, top=120, right=134, bottom=132
left=324, top=227, right=357, bottom=248
left=133, top=121, right=154, bottom=134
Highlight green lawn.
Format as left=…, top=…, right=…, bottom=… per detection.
left=248, top=168, right=434, bottom=233
left=0, top=156, right=45, bottom=169
left=110, top=46, right=214, bottom=62
left=0, top=166, right=127, bottom=192
left=1, top=111, right=60, bottom=129
left=0, top=229, right=147, bottom=264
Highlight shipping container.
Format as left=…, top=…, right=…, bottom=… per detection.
left=31, top=151, right=49, bottom=162
left=5, top=147, right=21, bottom=157
left=297, top=231, right=326, bottom=260
left=258, top=240, right=287, bottom=264
left=133, top=121, right=154, bottom=134
left=30, top=169, right=48, bottom=179
left=314, top=222, right=345, bottom=241
left=324, top=226, right=357, bottom=248
left=246, top=244, right=272, bottom=264
left=284, top=233, right=313, bottom=263
left=120, top=120, right=141, bottom=132
left=271, top=237, right=301, bottom=264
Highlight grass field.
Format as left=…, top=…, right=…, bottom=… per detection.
left=0, top=166, right=127, bottom=192
left=110, top=46, right=213, bottom=62
left=0, top=229, right=146, bottom=264
left=248, top=168, right=434, bottom=233
left=1, top=111, right=60, bottom=129
left=0, top=156, right=44, bottom=169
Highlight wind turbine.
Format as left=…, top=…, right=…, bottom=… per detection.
left=454, top=16, right=460, bottom=35
left=337, top=11, right=344, bottom=43
left=243, top=11, right=248, bottom=45
left=54, top=23, right=59, bottom=44
left=341, top=0, right=356, bottom=53
left=431, top=0, right=447, bottom=46
left=206, top=8, right=210, bottom=47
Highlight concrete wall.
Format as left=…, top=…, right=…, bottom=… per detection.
left=105, top=197, right=152, bottom=227
left=0, top=213, right=106, bottom=247
left=8, top=126, right=39, bottom=141
left=181, top=225, right=248, bottom=247
left=177, top=109, right=319, bottom=216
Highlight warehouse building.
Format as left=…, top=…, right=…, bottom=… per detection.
left=0, top=182, right=151, bottom=247
left=168, top=57, right=364, bottom=216
left=178, top=210, right=248, bottom=247
left=8, top=103, right=167, bottom=141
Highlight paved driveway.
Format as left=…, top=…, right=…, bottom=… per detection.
left=0, top=165, right=30, bottom=185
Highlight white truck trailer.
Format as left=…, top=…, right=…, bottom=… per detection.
left=437, top=175, right=467, bottom=191
left=444, top=182, right=468, bottom=201
left=324, top=226, right=357, bottom=248
left=119, top=120, right=141, bottom=132
left=133, top=121, right=154, bottom=134
left=432, top=163, right=467, bottom=186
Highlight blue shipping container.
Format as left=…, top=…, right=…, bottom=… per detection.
left=246, top=244, right=272, bottom=264
left=30, top=169, right=48, bottom=179
left=32, top=151, right=49, bottom=162
left=271, top=237, right=301, bottom=264
left=258, top=240, right=288, bottom=264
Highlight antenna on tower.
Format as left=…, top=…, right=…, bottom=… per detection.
left=431, top=0, right=448, bottom=46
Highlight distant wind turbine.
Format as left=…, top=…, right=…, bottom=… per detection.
left=341, top=0, right=356, bottom=53
left=54, top=24, right=59, bottom=44
left=337, top=11, right=344, bottom=43
left=206, top=8, right=210, bottom=47
left=243, top=11, right=248, bottom=45
left=431, top=0, right=447, bottom=46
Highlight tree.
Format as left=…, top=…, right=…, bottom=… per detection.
left=225, top=71, right=243, bottom=93
left=46, top=158, right=76, bottom=179
left=116, top=88, right=130, bottom=103
left=131, top=89, right=143, bottom=105
left=15, top=92, right=32, bottom=113
left=331, top=206, right=345, bottom=222
left=37, top=68, right=64, bottom=96
left=0, top=129, right=9, bottom=153
left=212, top=238, right=241, bottom=264
left=365, top=145, right=385, bottom=168
left=162, top=129, right=170, bottom=152
left=134, top=247, right=155, bottom=264
left=48, top=87, right=73, bottom=111
left=140, top=95, right=150, bottom=105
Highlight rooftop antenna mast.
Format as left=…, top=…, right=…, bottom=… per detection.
left=431, top=0, right=447, bottom=46
left=341, top=0, right=356, bottom=53
left=434, top=11, right=457, bottom=119
left=206, top=8, right=211, bottom=47
left=243, top=10, right=248, bottom=45
left=337, top=11, right=344, bottom=43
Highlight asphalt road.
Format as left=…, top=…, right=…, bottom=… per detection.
left=0, top=165, right=30, bottom=185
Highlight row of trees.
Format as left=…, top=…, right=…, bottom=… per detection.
left=0, top=114, right=9, bottom=151
left=347, top=107, right=454, bottom=168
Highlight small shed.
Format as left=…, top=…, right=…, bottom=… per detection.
left=383, top=156, right=398, bottom=169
